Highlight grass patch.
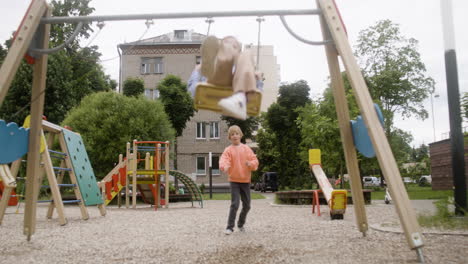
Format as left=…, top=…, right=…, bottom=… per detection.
left=202, top=193, right=266, bottom=200
left=418, top=198, right=468, bottom=230
left=371, top=185, right=453, bottom=200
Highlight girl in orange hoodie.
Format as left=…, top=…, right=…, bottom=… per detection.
left=219, top=125, right=259, bottom=235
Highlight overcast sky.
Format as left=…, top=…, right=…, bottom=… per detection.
left=1, top=0, right=467, bottom=147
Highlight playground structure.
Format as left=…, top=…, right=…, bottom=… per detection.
left=0, top=0, right=427, bottom=261
left=0, top=118, right=105, bottom=227
left=98, top=140, right=203, bottom=210
left=309, top=149, right=347, bottom=220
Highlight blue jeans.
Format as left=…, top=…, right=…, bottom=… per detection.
left=227, top=182, right=251, bottom=230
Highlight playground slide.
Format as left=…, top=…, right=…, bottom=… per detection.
left=309, top=149, right=347, bottom=220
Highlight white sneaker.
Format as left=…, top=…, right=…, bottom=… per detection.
left=238, top=227, right=245, bottom=232
left=200, top=36, right=219, bottom=80
left=224, top=228, right=233, bottom=235
left=218, top=93, right=247, bottom=120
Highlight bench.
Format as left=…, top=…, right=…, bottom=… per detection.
left=275, top=189, right=373, bottom=205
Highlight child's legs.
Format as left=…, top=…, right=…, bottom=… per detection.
left=207, top=37, right=239, bottom=87
left=237, top=183, right=251, bottom=228
left=233, top=49, right=257, bottom=93
left=227, top=182, right=241, bottom=230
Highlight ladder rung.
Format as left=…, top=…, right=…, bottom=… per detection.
left=48, top=150, right=68, bottom=156
left=53, top=167, right=72, bottom=171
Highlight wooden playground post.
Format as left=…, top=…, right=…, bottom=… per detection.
left=318, top=4, right=368, bottom=235
left=125, top=142, right=131, bottom=208
left=318, top=0, right=424, bottom=256
left=132, top=140, right=137, bottom=209
left=23, top=5, right=51, bottom=240
left=117, top=154, right=123, bottom=208
left=154, top=143, right=161, bottom=210
left=165, top=141, right=170, bottom=208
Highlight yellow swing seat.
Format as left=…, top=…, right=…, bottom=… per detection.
left=194, top=82, right=262, bottom=117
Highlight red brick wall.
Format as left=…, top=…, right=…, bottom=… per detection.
left=429, top=137, right=468, bottom=190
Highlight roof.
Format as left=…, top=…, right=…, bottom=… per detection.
left=119, top=30, right=206, bottom=47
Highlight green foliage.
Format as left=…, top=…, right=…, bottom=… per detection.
left=462, top=92, right=468, bottom=122
left=418, top=197, right=468, bottom=230
left=259, top=80, right=311, bottom=189
left=50, top=0, right=95, bottom=49
left=0, top=1, right=113, bottom=124
left=157, top=75, right=195, bottom=137
left=221, top=116, right=259, bottom=143
left=355, top=19, right=435, bottom=133
left=62, top=92, right=175, bottom=179
left=123, top=77, right=145, bottom=97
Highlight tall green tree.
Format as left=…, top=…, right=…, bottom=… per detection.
left=157, top=75, right=196, bottom=172
left=62, top=92, right=175, bottom=179
left=260, top=80, right=311, bottom=189
left=0, top=1, right=113, bottom=124
left=355, top=19, right=435, bottom=134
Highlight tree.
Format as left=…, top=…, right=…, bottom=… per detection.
left=462, top=92, right=468, bottom=123
left=157, top=75, right=195, bottom=137
left=123, top=77, right=145, bottom=97
left=62, top=92, right=175, bottom=179
left=156, top=75, right=196, bottom=175
left=0, top=1, right=113, bottom=124
left=355, top=20, right=435, bottom=134
left=260, top=80, right=312, bottom=189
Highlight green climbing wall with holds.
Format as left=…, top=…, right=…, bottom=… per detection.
left=62, top=129, right=103, bottom=206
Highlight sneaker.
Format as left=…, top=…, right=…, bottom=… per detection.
left=200, top=36, right=219, bottom=80
left=238, top=227, right=245, bottom=232
left=218, top=93, right=247, bottom=120
left=224, top=228, right=233, bottom=235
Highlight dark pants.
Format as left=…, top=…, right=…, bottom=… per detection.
left=227, top=182, right=251, bottom=230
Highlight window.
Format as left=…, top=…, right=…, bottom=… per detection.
left=211, top=156, right=220, bottom=175
left=174, top=30, right=187, bottom=39
left=210, top=122, right=219, bottom=139
left=195, top=56, right=201, bottom=65
left=140, top=58, right=152, bottom=74
left=153, top=57, right=163, bottom=74
left=196, top=122, right=206, bottom=139
left=196, top=156, right=206, bottom=175
left=144, top=89, right=159, bottom=100
left=140, top=57, right=164, bottom=74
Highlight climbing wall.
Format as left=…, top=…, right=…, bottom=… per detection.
left=62, top=129, right=103, bottom=206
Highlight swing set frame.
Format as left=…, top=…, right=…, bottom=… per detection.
left=0, top=0, right=425, bottom=262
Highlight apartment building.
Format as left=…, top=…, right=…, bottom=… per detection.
left=118, top=30, right=280, bottom=185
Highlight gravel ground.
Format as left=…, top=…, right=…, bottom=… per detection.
left=0, top=194, right=467, bottom=264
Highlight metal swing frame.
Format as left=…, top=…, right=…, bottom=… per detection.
left=0, top=1, right=426, bottom=262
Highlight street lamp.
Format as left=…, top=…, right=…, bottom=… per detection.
left=430, top=92, right=440, bottom=142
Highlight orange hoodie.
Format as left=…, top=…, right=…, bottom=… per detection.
left=219, top=143, right=259, bottom=183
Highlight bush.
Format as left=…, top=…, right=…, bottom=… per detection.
left=123, top=77, right=145, bottom=97
left=62, top=92, right=175, bottom=179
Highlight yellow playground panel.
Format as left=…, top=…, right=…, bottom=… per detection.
left=309, top=149, right=347, bottom=220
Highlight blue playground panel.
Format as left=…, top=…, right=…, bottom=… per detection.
left=0, top=120, right=29, bottom=164
left=350, top=104, right=384, bottom=158
left=62, top=129, right=103, bottom=206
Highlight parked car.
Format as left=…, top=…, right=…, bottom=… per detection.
left=418, top=175, right=432, bottom=186
left=362, top=176, right=380, bottom=187
left=260, top=172, right=278, bottom=192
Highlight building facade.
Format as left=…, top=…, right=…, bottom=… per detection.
left=119, top=30, right=280, bottom=184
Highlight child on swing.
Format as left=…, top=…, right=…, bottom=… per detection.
left=219, top=125, right=258, bottom=235
left=188, top=35, right=264, bottom=120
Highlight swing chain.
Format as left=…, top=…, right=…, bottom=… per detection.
left=255, top=16, right=265, bottom=70
left=205, top=17, right=214, bottom=36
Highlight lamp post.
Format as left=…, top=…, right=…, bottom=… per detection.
left=430, top=92, right=440, bottom=142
